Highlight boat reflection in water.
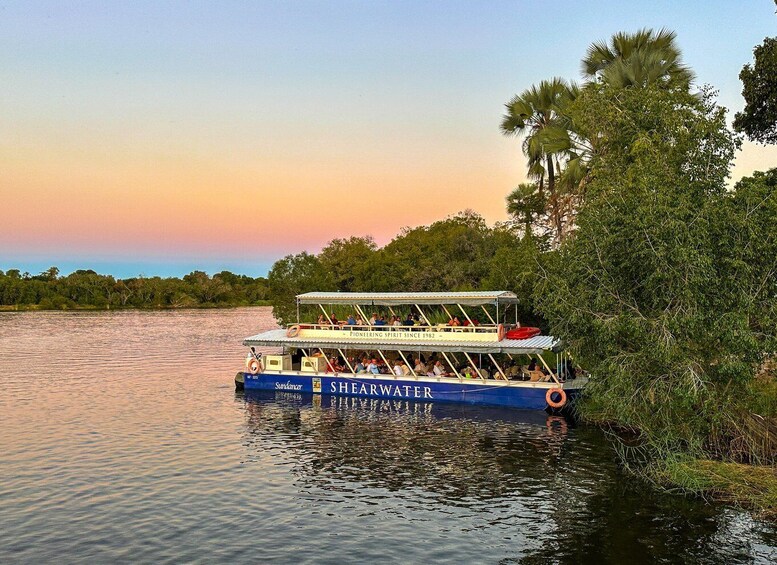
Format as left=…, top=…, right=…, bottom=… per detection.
left=238, top=390, right=777, bottom=564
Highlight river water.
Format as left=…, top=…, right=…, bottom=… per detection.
left=0, top=307, right=775, bottom=564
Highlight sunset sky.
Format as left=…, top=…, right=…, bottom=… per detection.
left=3, top=0, right=777, bottom=278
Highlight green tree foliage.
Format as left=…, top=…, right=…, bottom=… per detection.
left=0, top=268, right=269, bottom=310
left=319, top=236, right=377, bottom=292
left=535, top=81, right=777, bottom=464
left=582, top=28, right=694, bottom=89
left=267, top=252, right=335, bottom=325
left=733, top=37, right=777, bottom=144
left=501, top=79, right=578, bottom=243
left=265, top=211, right=547, bottom=325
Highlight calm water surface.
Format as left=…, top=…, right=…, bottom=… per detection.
left=1, top=308, right=775, bottom=564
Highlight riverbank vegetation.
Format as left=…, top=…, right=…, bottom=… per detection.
left=0, top=268, right=269, bottom=309
left=266, top=28, right=777, bottom=516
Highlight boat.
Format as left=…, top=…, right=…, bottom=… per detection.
left=237, top=291, right=586, bottom=411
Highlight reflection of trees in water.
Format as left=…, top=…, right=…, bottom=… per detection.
left=240, top=392, right=775, bottom=564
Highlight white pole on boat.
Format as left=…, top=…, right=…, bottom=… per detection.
left=338, top=348, right=355, bottom=374
left=318, top=304, right=333, bottom=326
left=457, top=304, right=473, bottom=326
left=376, top=349, right=394, bottom=378
left=462, top=351, right=485, bottom=380
left=414, top=304, right=432, bottom=326
left=354, top=304, right=370, bottom=326
left=480, top=305, right=496, bottom=325
left=441, top=304, right=454, bottom=322
left=397, top=350, right=417, bottom=378
left=319, top=348, right=337, bottom=374
left=441, top=351, right=462, bottom=381
left=537, top=354, right=560, bottom=385
left=488, top=353, right=508, bottom=380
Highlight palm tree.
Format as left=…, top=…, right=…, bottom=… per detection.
left=501, top=78, right=576, bottom=242
left=582, top=28, right=694, bottom=88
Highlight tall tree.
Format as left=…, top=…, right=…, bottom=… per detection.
left=733, top=36, right=777, bottom=144
left=501, top=78, right=576, bottom=243
left=582, top=28, right=694, bottom=89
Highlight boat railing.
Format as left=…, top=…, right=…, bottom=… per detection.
left=291, top=323, right=512, bottom=334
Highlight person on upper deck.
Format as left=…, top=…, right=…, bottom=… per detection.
left=403, top=314, right=414, bottom=326
left=392, top=317, right=402, bottom=327
left=448, top=316, right=461, bottom=327
left=374, top=316, right=387, bottom=329
left=317, top=314, right=326, bottom=325
left=330, top=313, right=339, bottom=326
left=369, top=313, right=378, bottom=326
left=346, top=314, right=356, bottom=325
left=355, top=315, right=364, bottom=326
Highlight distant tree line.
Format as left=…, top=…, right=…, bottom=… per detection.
left=0, top=267, right=269, bottom=309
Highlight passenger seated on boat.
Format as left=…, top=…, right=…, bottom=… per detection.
left=374, top=316, right=387, bottom=329
left=330, top=313, right=339, bottom=326
left=403, top=314, right=415, bottom=326
left=354, top=359, right=366, bottom=373
left=367, top=359, right=380, bottom=374
left=392, top=316, right=402, bottom=327
left=401, top=361, right=412, bottom=376
left=369, top=313, right=378, bottom=325
left=317, top=314, right=326, bottom=326
left=461, top=366, right=474, bottom=378
left=432, top=360, right=448, bottom=377
left=393, top=361, right=403, bottom=376
left=415, top=359, right=428, bottom=374
left=480, top=368, right=490, bottom=379
left=528, top=358, right=537, bottom=371
left=347, top=314, right=356, bottom=325
left=448, top=316, right=461, bottom=327
left=356, top=315, right=364, bottom=325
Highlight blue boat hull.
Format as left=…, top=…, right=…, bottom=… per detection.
left=241, top=372, right=581, bottom=411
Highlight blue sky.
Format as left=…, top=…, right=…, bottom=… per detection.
left=2, top=1, right=776, bottom=278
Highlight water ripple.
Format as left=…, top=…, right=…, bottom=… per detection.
left=0, top=308, right=775, bottom=564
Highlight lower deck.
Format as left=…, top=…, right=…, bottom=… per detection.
left=240, top=370, right=585, bottom=410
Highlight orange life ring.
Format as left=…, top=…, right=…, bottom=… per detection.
left=248, top=358, right=263, bottom=375
left=546, top=387, right=567, bottom=409
left=497, top=323, right=506, bottom=341
left=286, top=325, right=301, bottom=338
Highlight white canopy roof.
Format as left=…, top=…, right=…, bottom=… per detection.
left=243, top=329, right=562, bottom=354
left=296, top=291, right=520, bottom=307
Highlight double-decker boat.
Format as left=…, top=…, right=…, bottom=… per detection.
left=237, top=291, right=586, bottom=411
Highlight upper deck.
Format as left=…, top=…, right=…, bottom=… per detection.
left=296, top=291, right=520, bottom=307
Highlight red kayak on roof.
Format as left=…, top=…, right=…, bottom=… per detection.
left=505, top=327, right=542, bottom=340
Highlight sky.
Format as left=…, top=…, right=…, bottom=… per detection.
left=2, top=0, right=776, bottom=278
